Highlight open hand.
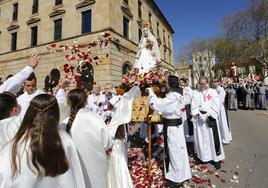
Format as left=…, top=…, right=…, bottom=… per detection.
left=28, top=54, right=40, bottom=69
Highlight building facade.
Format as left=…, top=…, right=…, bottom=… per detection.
left=174, top=59, right=192, bottom=85
left=0, top=0, right=174, bottom=88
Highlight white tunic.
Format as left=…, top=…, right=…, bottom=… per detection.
left=86, top=94, right=106, bottom=115
left=182, top=86, right=194, bottom=142
left=216, top=86, right=232, bottom=144
left=68, top=109, right=113, bottom=188
left=148, top=90, right=192, bottom=183
left=107, top=86, right=141, bottom=188
left=17, top=89, right=43, bottom=118
left=191, top=88, right=225, bottom=162
left=0, top=116, right=22, bottom=150
left=0, top=66, right=33, bottom=94
left=0, top=131, right=85, bottom=188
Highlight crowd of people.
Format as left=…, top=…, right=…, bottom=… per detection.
left=221, top=76, right=268, bottom=111
left=0, top=53, right=239, bottom=188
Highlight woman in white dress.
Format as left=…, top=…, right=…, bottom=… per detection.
left=0, top=94, right=85, bottom=188
left=134, top=21, right=161, bottom=74
left=64, top=89, right=113, bottom=188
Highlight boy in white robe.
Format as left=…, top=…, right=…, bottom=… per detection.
left=17, top=72, right=43, bottom=118
left=0, top=55, right=40, bottom=149
left=0, top=54, right=40, bottom=94
left=191, top=77, right=225, bottom=169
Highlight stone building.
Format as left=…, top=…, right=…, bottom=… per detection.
left=191, top=50, right=215, bottom=86
left=174, top=59, right=192, bottom=85
left=0, top=0, right=174, bottom=88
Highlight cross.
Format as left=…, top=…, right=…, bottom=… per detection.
left=206, top=94, right=212, bottom=101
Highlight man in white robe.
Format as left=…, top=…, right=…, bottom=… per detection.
left=86, top=83, right=106, bottom=116
left=179, top=78, right=195, bottom=147
left=148, top=75, right=191, bottom=187
left=212, top=78, right=232, bottom=144
left=191, top=77, right=225, bottom=169
left=17, top=73, right=43, bottom=118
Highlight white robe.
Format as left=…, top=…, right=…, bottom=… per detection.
left=191, top=88, right=225, bottom=162
left=17, top=89, right=43, bottom=118
left=55, top=88, right=69, bottom=123
left=216, top=86, right=232, bottom=144
left=0, top=131, right=85, bottom=188
left=86, top=94, right=106, bottom=115
left=106, top=86, right=141, bottom=188
left=182, top=86, right=195, bottom=142
left=134, top=29, right=160, bottom=74
left=0, top=66, right=33, bottom=94
left=67, top=109, right=113, bottom=188
left=148, top=90, right=192, bottom=183
left=0, top=116, right=22, bottom=150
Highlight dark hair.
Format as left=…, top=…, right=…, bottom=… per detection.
left=66, top=89, right=87, bottom=133
left=11, top=94, right=69, bottom=178
left=0, top=92, right=17, bottom=120
left=179, top=78, right=187, bottom=83
left=50, top=68, right=61, bottom=80
left=6, top=74, right=13, bottom=80
left=27, top=72, right=37, bottom=81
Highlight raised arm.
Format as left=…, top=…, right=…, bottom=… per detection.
left=0, top=54, right=40, bottom=94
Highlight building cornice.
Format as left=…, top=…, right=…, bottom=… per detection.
left=26, top=18, right=41, bottom=25
left=144, top=0, right=174, bottom=34
left=49, top=9, right=65, bottom=18
left=121, top=4, right=133, bottom=19
left=7, top=24, right=19, bottom=31
left=75, top=0, right=95, bottom=9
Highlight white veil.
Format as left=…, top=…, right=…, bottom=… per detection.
left=136, top=27, right=161, bottom=63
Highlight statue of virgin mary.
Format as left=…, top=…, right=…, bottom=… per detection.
left=134, top=21, right=161, bottom=74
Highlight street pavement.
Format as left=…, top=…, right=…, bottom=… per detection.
left=191, top=109, right=268, bottom=188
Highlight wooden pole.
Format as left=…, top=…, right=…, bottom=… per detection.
left=147, top=119, right=152, bottom=186
left=147, top=108, right=154, bottom=187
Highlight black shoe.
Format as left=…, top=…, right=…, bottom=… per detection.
left=165, top=180, right=182, bottom=188
left=214, top=161, right=221, bottom=170
left=193, top=156, right=204, bottom=165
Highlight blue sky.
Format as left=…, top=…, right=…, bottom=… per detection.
left=155, top=0, right=249, bottom=61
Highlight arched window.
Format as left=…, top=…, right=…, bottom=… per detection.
left=122, top=62, right=131, bottom=76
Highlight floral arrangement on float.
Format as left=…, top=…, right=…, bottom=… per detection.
left=121, top=61, right=168, bottom=95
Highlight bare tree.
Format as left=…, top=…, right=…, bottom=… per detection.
left=220, top=0, right=268, bottom=71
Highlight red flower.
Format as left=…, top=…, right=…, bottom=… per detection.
left=50, top=43, right=57, bottom=48
left=63, top=64, right=70, bottom=73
